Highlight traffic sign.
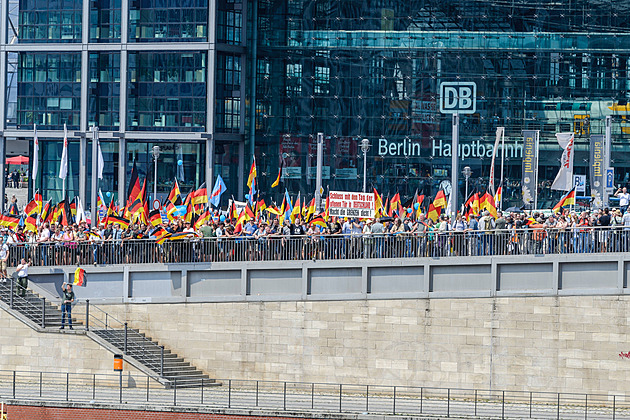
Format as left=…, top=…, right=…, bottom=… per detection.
left=152, top=199, right=161, bottom=210
left=606, top=168, right=615, bottom=190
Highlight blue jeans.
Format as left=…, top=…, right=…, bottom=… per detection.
left=61, top=303, right=72, bottom=327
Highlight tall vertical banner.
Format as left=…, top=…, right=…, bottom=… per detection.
left=590, top=135, right=605, bottom=209
left=550, top=132, right=575, bottom=191
left=488, top=126, right=504, bottom=196
left=521, top=130, right=539, bottom=208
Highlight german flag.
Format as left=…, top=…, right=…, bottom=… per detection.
left=373, top=188, right=383, bottom=217
left=255, top=199, right=267, bottom=219
left=247, top=157, right=257, bottom=189
left=415, top=194, right=425, bottom=220
left=1, top=214, right=20, bottom=230
left=73, top=267, right=86, bottom=286
left=108, top=215, right=130, bottom=229
left=266, top=205, right=280, bottom=216
left=126, top=161, right=142, bottom=209
left=525, top=216, right=537, bottom=225
left=271, top=166, right=282, bottom=188
left=34, top=190, right=42, bottom=212
left=306, top=197, right=316, bottom=221
left=192, top=183, right=208, bottom=207
left=433, top=190, right=447, bottom=209
left=156, top=232, right=171, bottom=245
left=389, top=192, right=401, bottom=216
left=310, top=215, right=327, bottom=228
left=168, top=232, right=197, bottom=241
left=148, top=209, right=162, bottom=227
left=552, top=188, right=576, bottom=213
left=167, top=178, right=182, bottom=206
left=40, top=199, right=52, bottom=223
left=24, top=198, right=40, bottom=217
left=24, top=215, right=38, bottom=233
left=194, top=209, right=211, bottom=229
left=290, top=193, right=301, bottom=222
left=480, top=192, right=497, bottom=218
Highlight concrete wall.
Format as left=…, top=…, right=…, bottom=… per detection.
left=26, top=253, right=630, bottom=304
left=0, top=308, right=143, bottom=377
left=98, top=296, right=630, bottom=395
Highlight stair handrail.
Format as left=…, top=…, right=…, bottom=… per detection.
left=2, top=278, right=52, bottom=328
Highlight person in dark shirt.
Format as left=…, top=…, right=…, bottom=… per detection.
left=60, top=282, right=75, bottom=330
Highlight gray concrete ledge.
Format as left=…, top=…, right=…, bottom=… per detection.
left=25, top=253, right=630, bottom=304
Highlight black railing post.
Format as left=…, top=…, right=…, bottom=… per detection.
left=366, top=385, right=369, bottom=413
left=228, top=379, right=232, bottom=408
left=160, top=346, right=164, bottom=376
left=12, top=370, right=15, bottom=398
left=173, top=378, right=177, bottom=406
left=124, top=322, right=128, bottom=354
left=92, top=374, right=96, bottom=400
left=66, top=372, right=69, bottom=401
left=502, top=390, right=505, bottom=419
left=39, top=372, right=42, bottom=397
left=201, top=378, right=204, bottom=404
left=585, top=394, right=587, bottom=420
left=146, top=375, right=150, bottom=402
left=613, top=395, right=616, bottom=420
left=311, top=383, right=314, bottom=410
left=85, top=299, right=89, bottom=331
left=420, top=387, right=423, bottom=414
left=9, top=277, right=14, bottom=308
left=339, top=384, right=342, bottom=413
left=283, top=381, right=287, bottom=410
left=447, top=388, right=450, bottom=417
left=119, top=370, right=122, bottom=403
left=393, top=386, right=396, bottom=415
left=475, top=389, right=477, bottom=416
left=255, top=380, right=258, bottom=406
left=530, top=391, right=533, bottom=418
left=557, top=393, right=560, bottom=420
left=41, top=297, right=46, bottom=328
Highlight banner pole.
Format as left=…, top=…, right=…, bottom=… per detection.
left=499, top=128, right=505, bottom=211
left=533, top=131, right=540, bottom=210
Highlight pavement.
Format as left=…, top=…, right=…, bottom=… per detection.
left=4, top=187, right=28, bottom=212
left=0, top=371, right=629, bottom=419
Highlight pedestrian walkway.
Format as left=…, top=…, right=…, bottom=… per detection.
left=1, top=370, right=629, bottom=419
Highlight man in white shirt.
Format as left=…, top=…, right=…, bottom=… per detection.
left=0, top=237, right=9, bottom=281
left=38, top=223, right=51, bottom=265
left=616, top=187, right=630, bottom=214
left=15, top=258, right=30, bottom=297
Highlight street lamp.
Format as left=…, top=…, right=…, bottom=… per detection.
left=462, top=166, right=472, bottom=206
left=152, top=145, right=161, bottom=202
left=360, top=138, right=370, bottom=193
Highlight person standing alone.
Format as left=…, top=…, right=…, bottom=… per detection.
left=60, top=282, right=75, bottom=330
left=15, top=258, right=30, bottom=297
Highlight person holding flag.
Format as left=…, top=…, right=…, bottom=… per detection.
left=59, top=281, right=75, bottom=330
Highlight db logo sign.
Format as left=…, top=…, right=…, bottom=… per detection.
left=439, top=82, right=477, bottom=114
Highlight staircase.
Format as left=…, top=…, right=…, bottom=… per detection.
left=0, top=279, right=214, bottom=389
left=0, top=279, right=81, bottom=328
left=93, top=328, right=212, bottom=389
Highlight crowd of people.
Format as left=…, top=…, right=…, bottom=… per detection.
left=0, top=206, right=629, bottom=267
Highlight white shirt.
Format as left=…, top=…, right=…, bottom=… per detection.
left=16, top=263, right=28, bottom=278
left=0, top=244, right=8, bottom=260
left=619, top=193, right=630, bottom=207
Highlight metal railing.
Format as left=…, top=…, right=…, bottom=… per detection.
left=1, top=370, right=628, bottom=419
left=8, top=227, right=630, bottom=267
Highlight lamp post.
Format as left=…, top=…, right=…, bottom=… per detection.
left=360, top=138, right=370, bottom=193
left=462, top=166, right=472, bottom=207
left=152, top=145, right=161, bottom=202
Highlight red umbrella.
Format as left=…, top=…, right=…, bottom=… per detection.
left=6, top=155, right=29, bottom=165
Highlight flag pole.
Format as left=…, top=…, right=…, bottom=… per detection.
left=499, top=127, right=505, bottom=211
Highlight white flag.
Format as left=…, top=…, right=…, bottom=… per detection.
left=97, top=141, right=105, bottom=180
left=75, top=197, right=86, bottom=224
left=551, top=132, right=575, bottom=191
left=59, top=123, right=68, bottom=180
left=32, top=124, right=39, bottom=185
left=488, top=127, right=504, bottom=196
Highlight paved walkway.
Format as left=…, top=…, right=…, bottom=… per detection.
left=1, top=371, right=629, bottom=419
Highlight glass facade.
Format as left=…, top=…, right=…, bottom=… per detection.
left=90, top=0, right=122, bottom=42
left=254, top=0, right=630, bottom=208
left=127, top=51, right=207, bottom=131
left=17, top=52, right=81, bottom=130
left=18, top=0, right=82, bottom=43
left=128, top=0, right=208, bottom=42
left=89, top=52, right=121, bottom=130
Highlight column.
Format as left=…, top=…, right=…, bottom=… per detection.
left=238, top=141, right=244, bottom=199
left=0, top=134, right=5, bottom=212
left=205, top=135, right=214, bottom=195
left=118, top=136, right=126, bottom=207
left=205, top=0, right=217, bottom=194
left=79, top=135, right=87, bottom=208
left=0, top=50, right=6, bottom=212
